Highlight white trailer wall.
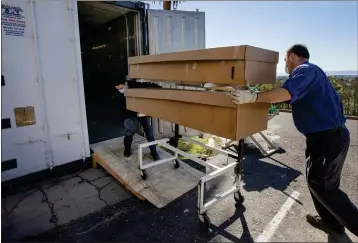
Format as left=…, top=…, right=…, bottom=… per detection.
left=1, top=0, right=90, bottom=181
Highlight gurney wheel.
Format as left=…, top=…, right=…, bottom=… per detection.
left=234, top=192, right=244, bottom=204
left=173, top=159, right=180, bottom=169
left=199, top=213, right=211, bottom=228
left=140, top=170, right=148, bottom=180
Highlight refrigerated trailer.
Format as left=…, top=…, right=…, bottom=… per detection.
left=1, top=0, right=205, bottom=181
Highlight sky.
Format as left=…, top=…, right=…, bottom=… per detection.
left=148, top=1, right=358, bottom=74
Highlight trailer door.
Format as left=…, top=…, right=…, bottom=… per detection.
left=32, top=0, right=90, bottom=166
left=146, top=9, right=206, bottom=138
left=1, top=0, right=50, bottom=181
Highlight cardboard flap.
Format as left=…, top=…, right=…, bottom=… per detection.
left=125, top=88, right=236, bottom=108
left=129, top=45, right=279, bottom=65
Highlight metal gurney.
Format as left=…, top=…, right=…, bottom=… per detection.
left=138, top=124, right=245, bottom=228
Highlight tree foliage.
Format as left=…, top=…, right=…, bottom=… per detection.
left=268, top=76, right=358, bottom=116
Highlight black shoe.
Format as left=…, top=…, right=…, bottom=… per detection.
left=151, top=152, right=160, bottom=161
left=124, top=148, right=131, bottom=157
left=306, top=214, right=345, bottom=234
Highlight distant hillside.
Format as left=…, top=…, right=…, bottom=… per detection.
left=325, top=71, right=358, bottom=76
left=277, top=70, right=358, bottom=77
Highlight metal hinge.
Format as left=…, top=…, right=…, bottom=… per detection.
left=15, top=137, right=46, bottom=145
left=80, top=149, right=86, bottom=160
left=67, top=1, right=73, bottom=11
left=55, top=132, right=81, bottom=140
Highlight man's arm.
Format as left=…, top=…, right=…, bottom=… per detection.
left=256, top=88, right=291, bottom=103
left=231, top=64, right=316, bottom=105
left=127, top=81, right=161, bottom=89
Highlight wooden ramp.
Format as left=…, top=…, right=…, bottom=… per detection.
left=91, top=135, right=204, bottom=208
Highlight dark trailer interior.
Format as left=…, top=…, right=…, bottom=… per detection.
left=77, top=1, right=143, bottom=144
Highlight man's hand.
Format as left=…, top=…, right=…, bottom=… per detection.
left=231, top=90, right=258, bottom=105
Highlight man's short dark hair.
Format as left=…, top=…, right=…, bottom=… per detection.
left=287, top=44, right=310, bottom=59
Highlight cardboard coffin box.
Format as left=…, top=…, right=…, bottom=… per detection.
left=128, top=45, right=279, bottom=85
left=125, top=88, right=270, bottom=140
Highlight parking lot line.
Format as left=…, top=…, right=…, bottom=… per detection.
left=255, top=191, right=300, bottom=242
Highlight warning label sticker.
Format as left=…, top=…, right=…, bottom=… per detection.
left=1, top=4, right=27, bottom=37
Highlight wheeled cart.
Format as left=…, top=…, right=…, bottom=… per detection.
left=138, top=124, right=245, bottom=228
left=127, top=44, right=280, bottom=227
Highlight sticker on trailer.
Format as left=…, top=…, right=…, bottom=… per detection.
left=1, top=3, right=27, bottom=37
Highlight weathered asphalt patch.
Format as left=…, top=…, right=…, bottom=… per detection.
left=2, top=169, right=132, bottom=241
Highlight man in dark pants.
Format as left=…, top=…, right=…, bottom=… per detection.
left=116, top=81, right=160, bottom=160
left=231, top=44, right=358, bottom=236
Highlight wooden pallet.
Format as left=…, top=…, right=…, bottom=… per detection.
left=92, top=152, right=146, bottom=201
left=91, top=135, right=203, bottom=208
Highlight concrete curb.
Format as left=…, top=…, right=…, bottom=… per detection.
left=278, top=109, right=358, bottom=120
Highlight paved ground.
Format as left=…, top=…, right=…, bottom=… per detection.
left=3, top=113, right=358, bottom=242
left=2, top=169, right=132, bottom=241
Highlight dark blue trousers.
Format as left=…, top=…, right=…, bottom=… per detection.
left=305, top=126, right=358, bottom=236
left=123, top=117, right=157, bottom=154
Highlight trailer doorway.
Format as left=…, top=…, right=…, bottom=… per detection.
left=78, top=4, right=209, bottom=208
left=77, top=1, right=141, bottom=144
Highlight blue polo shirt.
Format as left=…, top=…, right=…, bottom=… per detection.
left=281, top=61, right=346, bottom=135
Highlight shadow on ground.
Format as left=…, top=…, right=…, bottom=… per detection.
left=307, top=217, right=354, bottom=243
left=224, top=144, right=300, bottom=195
left=207, top=204, right=254, bottom=243
left=328, top=233, right=354, bottom=243
left=242, top=154, right=302, bottom=193
left=202, top=148, right=302, bottom=205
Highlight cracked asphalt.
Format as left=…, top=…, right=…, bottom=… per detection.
left=2, top=169, right=132, bottom=241
left=38, top=186, right=59, bottom=227
left=17, top=113, right=358, bottom=242
left=77, top=174, right=113, bottom=206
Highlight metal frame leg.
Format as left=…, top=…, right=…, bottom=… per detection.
left=249, top=132, right=280, bottom=157
left=197, top=138, right=245, bottom=228
left=138, top=138, right=178, bottom=180
left=137, top=128, right=245, bottom=228
left=233, top=139, right=245, bottom=203
left=139, top=124, right=183, bottom=180
left=168, top=124, right=181, bottom=148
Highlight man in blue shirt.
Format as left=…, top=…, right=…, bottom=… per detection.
left=231, top=44, right=358, bottom=236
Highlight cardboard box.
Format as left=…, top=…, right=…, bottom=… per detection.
left=125, top=88, right=270, bottom=140
left=128, top=45, right=279, bottom=85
